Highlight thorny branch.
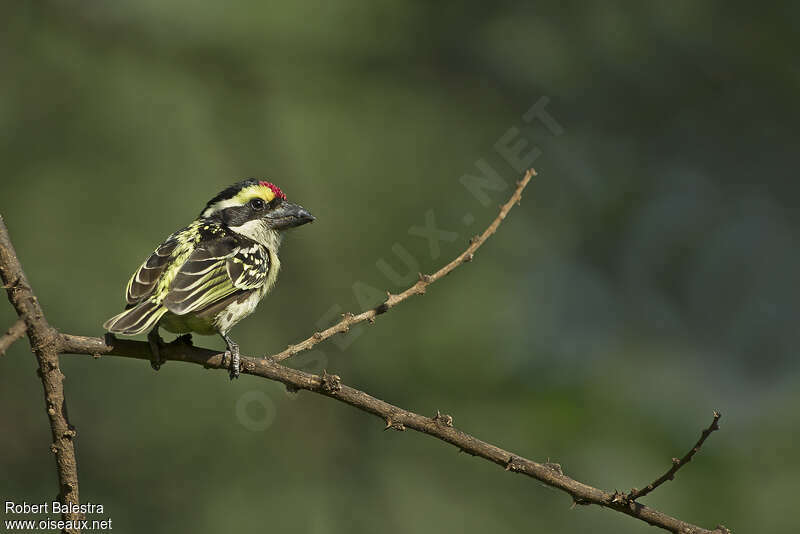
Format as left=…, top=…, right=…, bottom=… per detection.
left=270, top=168, right=538, bottom=363
left=627, top=411, right=723, bottom=502
left=0, top=170, right=730, bottom=534
left=59, top=335, right=729, bottom=534
left=0, top=317, right=26, bottom=356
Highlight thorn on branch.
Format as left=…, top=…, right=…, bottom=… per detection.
left=418, top=272, right=432, bottom=283
left=384, top=417, right=405, bottom=432
left=505, top=456, right=524, bottom=472
left=319, top=370, right=341, bottom=394
left=463, top=253, right=474, bottom=263
left=432, top=410, right=453, bottom=427
left=544, top=462, right=563, bottom=475
left=312, top=332, right=323, bottom=340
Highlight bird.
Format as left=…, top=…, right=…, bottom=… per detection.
left=103, top=179, right=315, bottom=379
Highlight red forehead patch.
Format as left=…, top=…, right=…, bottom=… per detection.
left=259, top=181, right=286, bottom=201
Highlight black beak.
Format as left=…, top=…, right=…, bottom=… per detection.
left=266, top=202, right=315, bottom=230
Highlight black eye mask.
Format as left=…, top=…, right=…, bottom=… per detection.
left=221, top=205, right=257, bottom=227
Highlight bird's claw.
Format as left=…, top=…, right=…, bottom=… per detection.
left=228, top=348, right=240, bottom=380
left=220, top=334, right=240, bottom=380
left=220, top=350, right=240, bottom=379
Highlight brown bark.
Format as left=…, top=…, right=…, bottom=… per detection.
left=60, top=333, right=729, bottom=534
left=0, top=215, right=82, bottom=533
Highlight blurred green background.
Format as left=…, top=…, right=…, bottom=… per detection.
left=2, top=2, right=798, bottom=533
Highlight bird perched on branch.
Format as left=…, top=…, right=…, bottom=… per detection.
left=104, top=179, right=315, bottom=379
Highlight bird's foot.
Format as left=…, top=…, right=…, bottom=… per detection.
left=147, top=329, right=166, bottom=371
left=223, top=349, right=241, bottom=380
left=220, top=333, right=240, bottom=380
left=228, top=344, right=240, bottom=380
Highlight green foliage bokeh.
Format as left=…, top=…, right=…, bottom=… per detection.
left=2, top=3, right=798, bottom=533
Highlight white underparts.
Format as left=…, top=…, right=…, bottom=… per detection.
left=213, top=286, right=269, bottom=334
left=214, top=221, right=282, bottom=334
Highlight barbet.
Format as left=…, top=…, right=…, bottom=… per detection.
left=104, top=180, right=314, bottom=378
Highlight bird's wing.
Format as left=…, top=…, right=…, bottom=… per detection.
left=162, top=239, right=270, bottom=315
left=225, top=244, right=270, bottom=290
left=125, top=233, right=181, bottom=305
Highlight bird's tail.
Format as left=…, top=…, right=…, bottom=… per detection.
left=103, top=300, right=168, bottom=335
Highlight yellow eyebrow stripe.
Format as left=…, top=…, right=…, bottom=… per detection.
left=233, top=184, right=276, bottom=205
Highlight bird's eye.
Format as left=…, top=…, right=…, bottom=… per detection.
left=250, top=198, right=266, bottom=210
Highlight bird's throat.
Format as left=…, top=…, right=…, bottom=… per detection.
left=228, top=220, right=281, bottom=250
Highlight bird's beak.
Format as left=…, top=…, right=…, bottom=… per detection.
left=265, top=202, right=315, bottom=230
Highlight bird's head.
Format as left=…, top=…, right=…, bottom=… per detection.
left=201, top=179, right=315, bottom=245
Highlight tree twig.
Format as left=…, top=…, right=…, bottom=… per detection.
left=0, top=316, right=26, bottom=356
left=627, top=411, right=723, bottom=502
left=0, top=215, right=82, bottom=533
left=270, top=168, right=537, bottom=363
left=59, top=333, right=728, bottom=534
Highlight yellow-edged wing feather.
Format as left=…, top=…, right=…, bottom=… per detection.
left=105, top=221, right=269, bottom=335
left=162, top=242, right=269, bottom=315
